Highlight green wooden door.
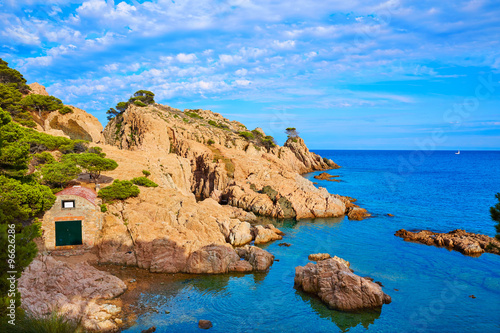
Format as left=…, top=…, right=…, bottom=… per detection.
left=55, top=220, right=82, bottom=246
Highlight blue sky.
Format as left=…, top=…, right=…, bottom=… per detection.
left=1, top=0, right=499, bottom=149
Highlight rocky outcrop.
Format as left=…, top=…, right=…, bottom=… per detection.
left=282, top=137, right=339, bottom=174
left=19, top=255, right=126, bottom=332
left=96, top=187, right=277, bottom=274
left=314, top=172, right=340, bottom=182
left=27, top=83, right=103, bottom=142
left=395, top=229, right=500, bottom=256
left=101, top=104, right=354, bottom=220
left=28, top=82, right=50, bottom=96
left=294, top=257, right=391, bottom=312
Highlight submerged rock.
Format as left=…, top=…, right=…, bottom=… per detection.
left=395, top=229, right=500, bottom=256
left=308, top=253, right=331, bottom=261
left=294, top=257, right=391, bottom=312
left=199, top=320, right=213, bottom=329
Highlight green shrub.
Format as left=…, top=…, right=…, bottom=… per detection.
left=239, top=131, right=254, bottom=140
left=12, top=312, right=84, bottom=333
left=208, top=120, right=230, bottom=130
left=207, top=139, right=215, bottom=145
left=183, top=118, right=189, bottom=123
left=132, top=176, right=158, bottom=187
left=98, top=180, right=140, bottom=201
left=142, top=170, right=151, bottom=177
left=32, top=152, right=56, bottom=166
left=100, top=203, right=108, bottom=213
left=185, top=111, right=203, bottom=119
left=133, top=100, right=147, bottom=107
left=251, top=129, right=263, bottom=137
left=58, top=106, right=73, bottom=115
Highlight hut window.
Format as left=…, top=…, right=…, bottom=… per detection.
left=62, top=200, right=75, bottom=209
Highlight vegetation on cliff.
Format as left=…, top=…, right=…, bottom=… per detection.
left=0, top=108, right=56, bottom=325
left=0, top=58, right=75, bottom=128
left=98, top=179, right=140, bottom=201
left=132, top=176, right=158, bottom=187
left=106, top=90, right=155, bottom=120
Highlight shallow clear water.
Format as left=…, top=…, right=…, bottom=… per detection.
left=124, top=150, right=500, bottom=333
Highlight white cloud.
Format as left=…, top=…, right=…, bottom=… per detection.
left=272, top=40, right=295, bottom=49
left=176, top=53, right=197, bottom=63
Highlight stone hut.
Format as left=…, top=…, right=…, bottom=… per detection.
left=41, top=186, right=102, bottom=251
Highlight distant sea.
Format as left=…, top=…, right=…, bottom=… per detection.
left=124, top=150, right=500, bottom=333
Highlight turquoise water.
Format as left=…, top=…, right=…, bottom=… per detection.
left=124, top=150, right=500, bottom=333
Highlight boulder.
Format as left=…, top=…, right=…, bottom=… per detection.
left=347, top=207, right=371, bottom=220
left=236, top=246, right=274, bottom=271
left=252, top=225, right=283, bottom=244
left=199, top=320, right=213, bottom=329
left=185, top=245, right=240, bottom=274
left=294, top=257, right=391, bottom=312
left=228, top=221, right=253, bottom=246
left=18, top=255, right=126, bottom=332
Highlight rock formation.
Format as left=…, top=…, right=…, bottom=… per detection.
left=314, top=172, right=340, bottom=182
left=27, top=83, right=104, bottom=142
left=101, top=104, right=353, bottom=220
left=395, top=229, right=500, bottom=256
left=18, top=256, right=127, bottom=332
left=294, top=256, right=391, bottom=312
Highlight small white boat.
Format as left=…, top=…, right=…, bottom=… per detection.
left=455, top=150, right=460, bottom=155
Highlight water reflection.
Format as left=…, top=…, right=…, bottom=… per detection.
left=296, top=290, right=381, bottom=332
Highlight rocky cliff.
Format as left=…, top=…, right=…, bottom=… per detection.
left=102, top=104, right=347, bottom=219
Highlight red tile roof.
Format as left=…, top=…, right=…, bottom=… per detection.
left=56, top=187, right=97, bottom=205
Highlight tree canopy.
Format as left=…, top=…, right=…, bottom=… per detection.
left=106, top=90, right=155, bottom=120
left=40, top=161, right=81, bottom=188
left=64, top=153, right=118, bottom=183
left=285, top=127, right=300, bottom=139
left=21, top=94, right=63, bottom=118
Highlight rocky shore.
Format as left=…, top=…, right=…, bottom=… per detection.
left=395, top=229, right=500, bottom=256
left=19, top=84, right=375, bottom=330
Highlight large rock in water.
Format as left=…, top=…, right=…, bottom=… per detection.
left=294, top=257, right=391, bottom=312
left=395, top=229, right=500, bottom=256
left=18, top=255, right=127, bottom=332
left=236, top=245, right=275, bottom=271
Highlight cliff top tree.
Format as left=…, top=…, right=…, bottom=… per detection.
left=106, top=90, right=155, bottom=120
left=21, top=94, right=63, bottom=119
left=491, top=193, right=500, bottom=241
left=129, top=90, right=155, bottom=106
left=285, top=127, right=300, bottom=139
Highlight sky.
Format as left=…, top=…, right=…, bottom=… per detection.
left=1, top=0, right=499, bottom=149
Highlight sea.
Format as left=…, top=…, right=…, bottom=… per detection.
left=123, top=150, right=500, bottom=333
